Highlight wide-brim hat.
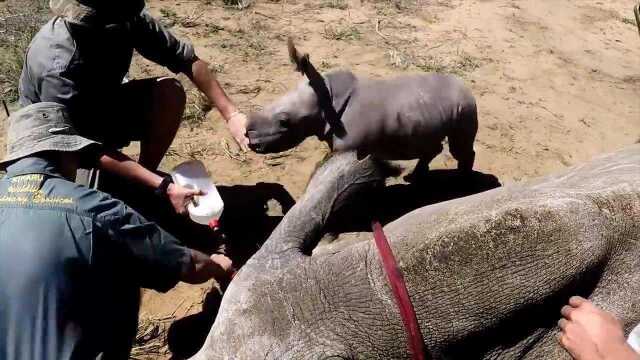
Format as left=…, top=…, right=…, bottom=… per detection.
left=49, top=0, right=146, bottom=26
left=1, top=102, right=100, bottom=166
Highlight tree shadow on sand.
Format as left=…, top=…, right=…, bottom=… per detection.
left=163, top=169, right=501, bottom=359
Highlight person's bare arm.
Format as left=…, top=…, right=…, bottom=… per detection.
left=558, top=296, right=640, bottom=360
left=184, top=57, right=249, bottom=150
left=99, top=149, right=201, bottom=214
left=181, top=250, right=235, bottom=285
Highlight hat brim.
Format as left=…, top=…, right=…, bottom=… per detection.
left=49, top=0, right=98, bottom=26
left=50, top=0, right=146, bottom=26
left=0, top=134, right=100, bottom=166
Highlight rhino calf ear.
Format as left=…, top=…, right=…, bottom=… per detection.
left=287, top=37, right=310, bottom=74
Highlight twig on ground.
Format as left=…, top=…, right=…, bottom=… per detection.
left=170, top=298, right=187, bottom=317
left=253, top=10, right=278, bottom=20
left=426, top=42, right=446, bottom=51
left=375, top=18, right=388, bottom=39
left=264, top=159, right=284, bottom=166
left=2, top=100, right=9, bottom=117
left=265, top=151, right=293, bottom=160
left=221, top=138, right=248, bottom=162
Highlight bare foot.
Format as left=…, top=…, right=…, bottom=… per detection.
left=558, top=296, right=640, bottom=360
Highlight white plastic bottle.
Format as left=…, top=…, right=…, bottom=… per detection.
left=170, top=160, right=224, bottom=230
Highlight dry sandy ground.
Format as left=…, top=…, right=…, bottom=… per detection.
left=1, top=0, right=639, bottom=358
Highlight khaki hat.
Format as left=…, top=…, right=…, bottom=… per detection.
left=1, top=102, right=99, bottom=165
left=49, top=0, right=145, bottom=26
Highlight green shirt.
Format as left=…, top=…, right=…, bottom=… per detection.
left=18, top=10, right=196, bottom=113
left=0, top=157, right=192, bottom=359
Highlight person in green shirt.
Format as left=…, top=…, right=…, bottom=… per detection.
left=19, top=0, right=250, bottom=214
left=0, top=102, right=236, bottom=359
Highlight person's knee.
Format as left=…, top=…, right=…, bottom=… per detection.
left=154, top=77, right=187, bottom=112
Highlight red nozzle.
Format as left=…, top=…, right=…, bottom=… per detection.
left=208, top=218, right=220, bottom=230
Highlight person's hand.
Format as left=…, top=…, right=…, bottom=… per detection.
left=211, top=253, right=234, bottom=272
left=211, top=253, right=236, bottom=287
left=558, top=296, right=639, bottom=360
left=227, top=111, right=250, bottom=152
left=167, top=183, right=204, bottom=215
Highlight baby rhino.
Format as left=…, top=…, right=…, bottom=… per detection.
left=247, top=38, right=478, bottom=179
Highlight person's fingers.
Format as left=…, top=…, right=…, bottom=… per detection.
left=184, top=189, right=204, bottom=197
left=236, top=136, right=250, bottom=152
left=175, top=204, right=188, bottom=215
left=558, top=318, right=568, bottom=330
left=558, top=332, right=569, bottom=348
left=561, top=305, right=576, bottom=319
left=569, top=296, right=588, bottom=308
left=558, top=333, right=581, bottom=359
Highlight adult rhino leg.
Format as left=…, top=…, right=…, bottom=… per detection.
left=404, top=142, right=443, bottom=183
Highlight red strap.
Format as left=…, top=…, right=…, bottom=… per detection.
left=372, top=221, right=427, bottom=360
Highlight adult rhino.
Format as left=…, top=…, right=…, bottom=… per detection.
left=191, top=144, right=640, bottom=359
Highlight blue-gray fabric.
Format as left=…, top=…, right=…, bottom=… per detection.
left=0, top=157, right=192, bottom=360
left=18, top=10, right=195, bottom=115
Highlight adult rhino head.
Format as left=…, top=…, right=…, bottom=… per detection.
left=191, top=145, right=640, bottom=359
left=246, top=38, right=349, bottom=153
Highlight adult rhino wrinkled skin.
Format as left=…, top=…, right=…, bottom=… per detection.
left=191, top=145, right=640, bottom=359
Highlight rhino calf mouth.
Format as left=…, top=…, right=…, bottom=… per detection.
left=247, top=131, right=289, bottom=153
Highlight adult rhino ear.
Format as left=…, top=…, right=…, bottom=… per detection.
left=287, top=37, right=346, bottom=138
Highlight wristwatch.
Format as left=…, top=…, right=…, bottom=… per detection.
left=155, top=175, right=174, bottom=199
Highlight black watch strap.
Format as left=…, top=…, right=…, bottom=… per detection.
left=155, top=175, right=173, bottom=199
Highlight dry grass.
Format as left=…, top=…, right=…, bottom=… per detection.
left=319, top=59, right=336, bottom=71
left=160, top=7, right=204, bottom=28
left=129, top=316, right=174, bottom=359
left=223, top=0, right=255, bottom=10
left=220, top=17, right=273, bottom=61
left=320, top=0, right=349, bottom=10
left=323, top=24, right=362, bottom=41
left=621, top=17, right=636, bottom=26
left=183, top=89, right=212, bottom=127
left=0, top=0, right=50, bottom=103
left=387, top=47, right=481, bottom=76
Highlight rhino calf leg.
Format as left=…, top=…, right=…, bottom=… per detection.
left=450, top=145, right=475, bottom=173
left=448, top=112, right=478, bottom=174
left=404, top=142, right=444, bottom=183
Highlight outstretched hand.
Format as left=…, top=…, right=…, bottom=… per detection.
left=558, top=296, right=639, bottom=360
left=227, top=111, right=250, bottom=152
left=167, top=183, right=205, bottom=215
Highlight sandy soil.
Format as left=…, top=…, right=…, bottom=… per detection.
left=2, top=0, right=639, bottom=358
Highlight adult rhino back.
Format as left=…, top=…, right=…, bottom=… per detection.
left=382, top=144, right=640, bottom=358
left=192, top=145, right=640, bottom=359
